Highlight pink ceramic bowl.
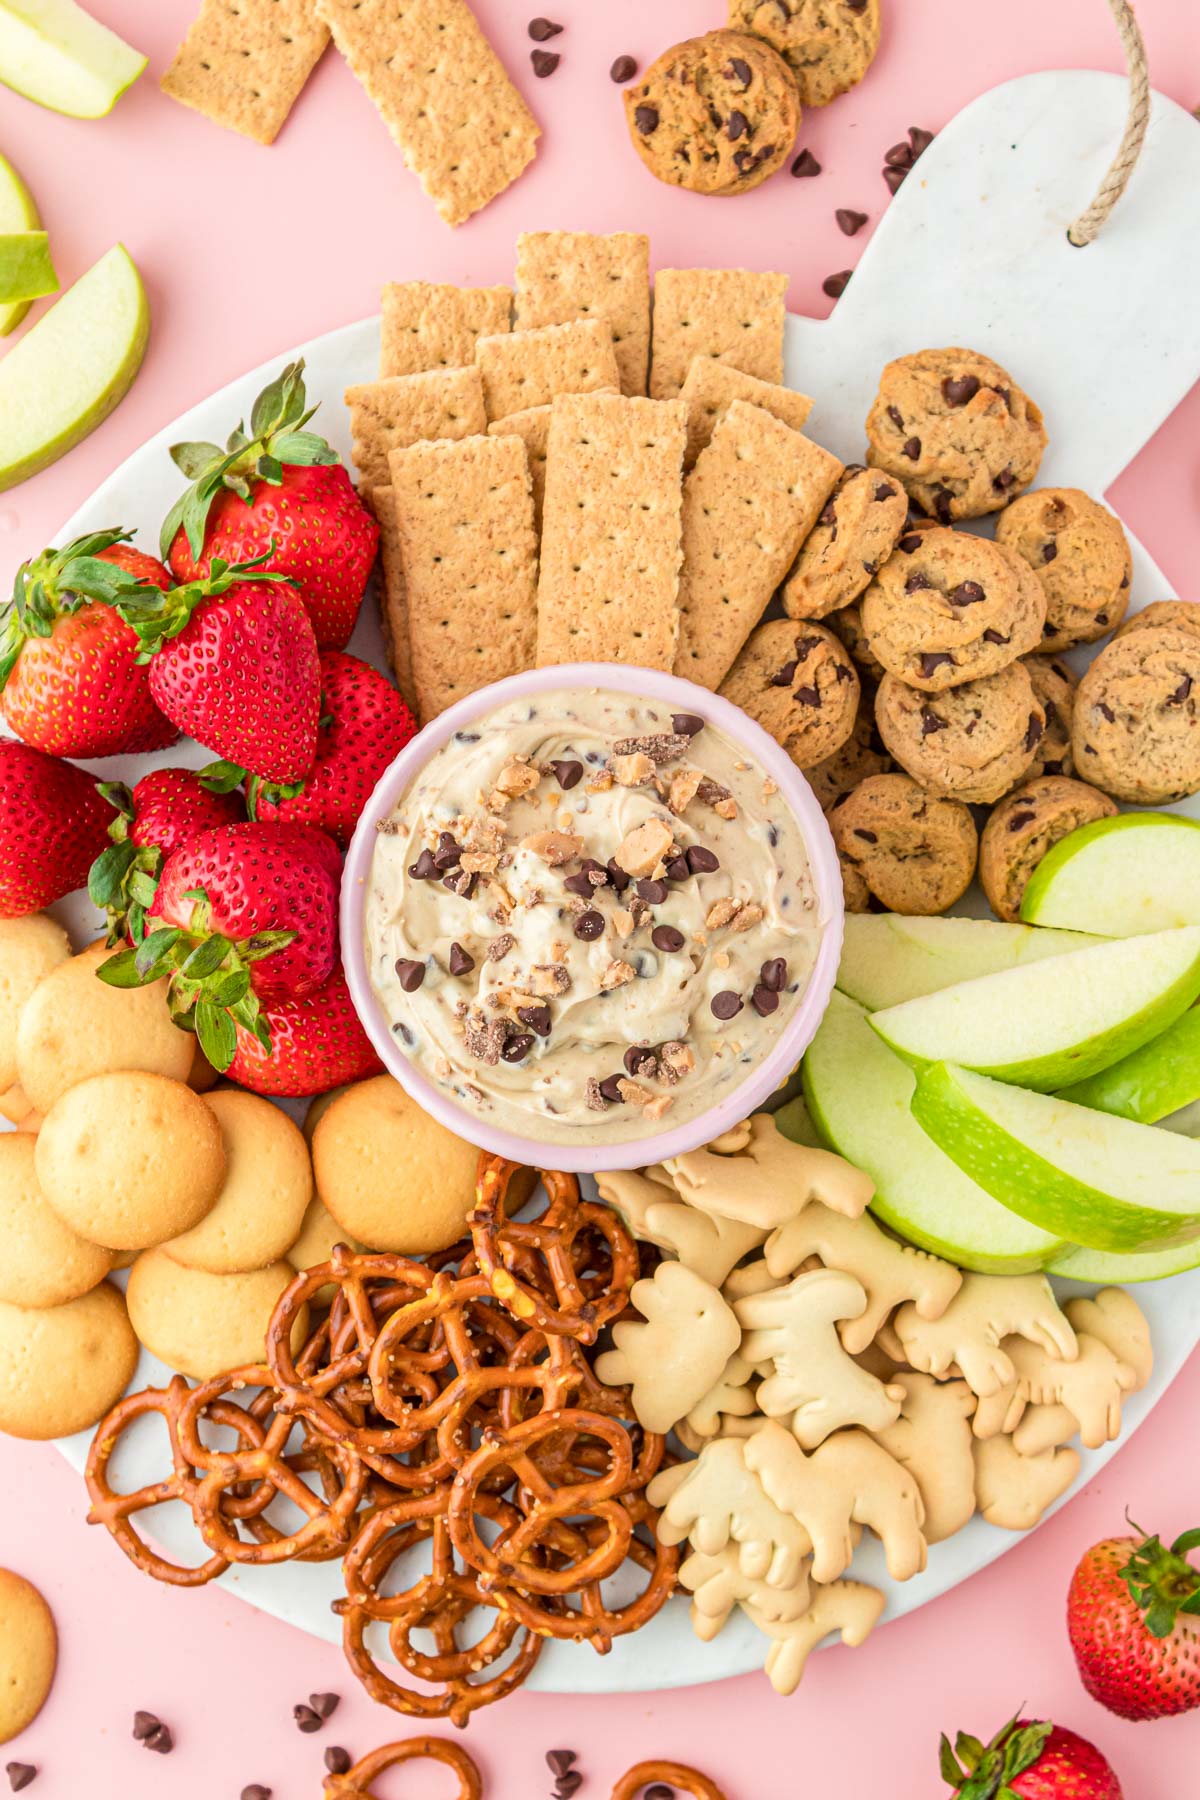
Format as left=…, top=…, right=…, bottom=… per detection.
left=341, top=662, right=844, bottom=1173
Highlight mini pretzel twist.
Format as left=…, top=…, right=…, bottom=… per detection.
left=322, top=1735, right=483, bottom=1800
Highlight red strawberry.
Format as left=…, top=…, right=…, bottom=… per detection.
left=226, top=966, right=382, bottom=1096
left=0, top=530, right=178, bottom=758
left=940, top=1718, right=1122, bottom=1799
left=1068, top=1524, right=1200, bottom=1721
left=88, top=766, right=247, bottom=944
left=0, top=741, right=110, bottom=918
left=163, top=360, right=378, bottom=650
left=249, top=651, right=417, bottom=847
left=98, top=821, right=340, bottom=1071
left=115, top=556, right=321, bottom=784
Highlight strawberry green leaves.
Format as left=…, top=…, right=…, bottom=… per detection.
left=0, top=526, right=141, bottom=689
left=110, top=550, right=292, bottom=661
left=1119, top=1525, right=1200, bottom=1640
left=939, top=1717, right=1054, bottom=1800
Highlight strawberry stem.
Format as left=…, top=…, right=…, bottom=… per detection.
left=0, top=529, right=141, bottom=690
left=108, top=550, right=294, bottom=661
left=1120, top=1525, right=1200, bottom=1638
left=939, top=1717, right=1052, bottom=1799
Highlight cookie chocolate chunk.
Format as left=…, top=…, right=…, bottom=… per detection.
left=719, top=619, right=860, bottom=769
left=980, top=776, right=1119, bottom=922
left=1072, top=627, right=1200, bottom=804
left=995, top=487, right=1132, bottom=652
left=831, top=773, right=978, bottom=915
left=865, top=348, right=1047, bottom=522
left=624, top=30, right=800, bottom=197
left=875, top=662, right=1045, bottom=805
left=860, top=526, right=1046, bottom=691
left=728, top=0, right=881, bottom=108
left=783, top=466, right=909, bottom=619
left=1021, top=654, right=1078, bottom=778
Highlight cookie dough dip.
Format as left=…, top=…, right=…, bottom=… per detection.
left=364, top=687, right=826, bottom=1147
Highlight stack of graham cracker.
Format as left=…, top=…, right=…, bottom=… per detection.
left=356, top=232, right=845, bottom=724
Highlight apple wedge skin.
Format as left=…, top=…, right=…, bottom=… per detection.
left=1049, top=1236, right=1200, bottom=1284
left=912, top=1061, right=1200, bottom=1253
left=835, top=912, right=1100, bottom=1012
left=1059, top=1009, right=1200, bottom=1124
left=0, top=229, right=57, bottom=300
left=0, top=1, right=146, bottom=120
left=1020, top=811, right=1200, bottom=936
left=869, top=928, right=1200, bottom=1094
left=0, top=148, right=39, bottom=337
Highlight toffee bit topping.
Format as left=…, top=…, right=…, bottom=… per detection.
left=659, top=1040, right=695, bottom=1083
left=493, top=756, right=540, bottom=797
left=610, top=751, right=657, bottom=787
left=617, top=1078, right=652, bottom=1106
left=613, top=818, right=674, bottom=879
left=644, top=1093, right=675, bottom=1121
left=487, top=933, right=515, bottom=963
left=612, top=732, right=692, bottom=763
left=599, top=960, right=636, bottom=991
left=464, top=1013, right=510, bottom=1065
left=668, top=767, right=705, bottom=815
left=521, top=829, right=584, bottom=865
left=529, top=962, right=571, bottom=995
left=585, top=1077, right=609, bottom=1111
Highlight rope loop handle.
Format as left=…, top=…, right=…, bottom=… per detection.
left=1067, top=0, right=1151, bottom=245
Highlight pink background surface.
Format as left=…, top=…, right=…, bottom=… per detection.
left=2, top=1, right=1199, bottom=1792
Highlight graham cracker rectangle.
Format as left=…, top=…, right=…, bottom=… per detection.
left=160, top=0, right=328, bottom=145
left=515, top=231, right=651, bottom=397
left=345, top=365, right=487, bottom=488
left=380, top=282, right=513, bottom=379
left=536, top=392, right=687, bottom=671
left=649, top=268, right=789, bottom=400
left=673, top=400, right=843, bottom=691
left=679, top=356, right=815, bottom=468
left=387, top=435, right=538, bottom=720
left=487, top=405, right=551, bottom=534
left=313, top=0, right=540, bottom=227
left=475, top=319, right=622, bottom=422
left=369, top=487, right=416, bottom=714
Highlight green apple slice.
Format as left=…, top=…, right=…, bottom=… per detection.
left=0, top=148, right=39, bottom=335
left=837, top=913, right=1099, bottom=1012
left=870, top=927, right=1200, bottom=1092
left=1059, top=1009, right=1200, bottom=1123
left=0, top=0, right=145, bottom=118
left=0, top=230, right=57, bottom=300
left=801, top=992, right=1062, bottom=1273
left=0, top=243, right=148, bottom=492
left=912, top=1061, right=1200, bottom=1252
left=1020, top=812, right=1200, bottom=936
left=1048, top=1236, right=1200, bottom=1284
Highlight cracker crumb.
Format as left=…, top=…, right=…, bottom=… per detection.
left=585, top=1077, right=609, bottom=1112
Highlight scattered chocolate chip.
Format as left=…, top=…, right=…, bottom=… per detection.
left=310, top=1692, right=340, bottom=1719
left=294, top=1705, right=323, bottom=1734
left=873, top=482, right=896, bottom=502
left=897, top=532, right=923, bottom=553
left=532, top=48, right=560, bottom=76
left=794, top=685, right=822, bottom=706
left=920, top=707, right=948, bottom=736
left=517, top=1004, right=552, bottom=1038
left=1172, top=676, right=1193, bottom=703
left=408, top=848, right=438, bottom=879
left=132, top=1713, right=166, bottom=1744
left=751, top=985, right=779, bottom=1017
left=529, top=15, right=562, bottom=37
left=605, top=857, right=631, bottom=891
left=771, top=659, right=799, bottom=687
left=686, top=845, right=720, bottom=874
left=982, top=629, right=1010, bottom=646
left=547, top=1752, right=578, bottom=1778
left=6, top=1769, right=37, bottom=1793
left=887, top=404, right=904, bottom=429
left=624, top=1046, right=657, bottom=1077
left=902, top=436, right=921, bottom=461
left=637, top=878, right=668, bottom=904
left=557, top=1777, right=585, bottom=1798
left=564, top=871, right=597, bottom=897
left=822, top=270, right=852, bottom=299
left=884, top=140, right=915, bottom=168
left=1008, top=810, right=1036, bottom=831
left=502, top=1033, right=534, bottom=1063
left=836, top=208, right=868, bottom=236
left=665, top=854, right=691, bottom=881
left=324, top=1748, right=352, bottom=1775
left=672, top=711, right=704, bottom=737
left=610, top=54, right=637, bottom=83
left=727, top=109, right=749, bottom=141
left=598, top=1074, right=625, bottom=1104
left=791, top=148, right=821, bottom=177
left=574, top=909, right=604, bottom=940
left=394, top=957, right=425, bottom=992
left=634, top=104, right=658, bottom=135
left=448, top=942, right=474, bottom=977
left=1024, top=713, right=1044, bottom=749
left=905, top=571, right=932, bottom=593
left=443, top=869, right=477, bottom=899
left=909, top=125, right=936, bottom=157
left=432, top=831, right=462, bottom=870
left=552, top=758, right=583, bottom=789
left=651, top=925, right=685, bottom=953
left=882, top=165, right=908, bottom=194
left=919, top=653, right=955, bottom=678
left=942, top=374, right=980, bottom=407
left=711, top=990, right=743, bottom=1021
left=760, top=957, right=788, bottom=992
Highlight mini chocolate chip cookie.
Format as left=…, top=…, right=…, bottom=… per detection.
left=625, top=31, right=800, bottom=197
left=831, top=773, right=978, bottom=914
left=995, top=487, right=1132, bottom=652
left=980, top=776, right=1119, bottom=921
left=1114, top=599, right=1200, bottom=645
left=827, top=600, right=885, bottom=680
left=838, top=853, right=873, bottom=912
left=860, top=526, right=1046, bottom=691
left=720, top=618, right=860, bottom=768
left=803, top=687, right=893, bottom=811
left=783, top=466, right=909, bottom=619
left=875, top=662, right=1046, bottom=804
left=728, top=0, right=881, bottom=108
left=1022, top=654, right=1078, bottom=778
left=1071, top=627, right=1200, bottom=804
left=865, top=348, right=1047, bottom=522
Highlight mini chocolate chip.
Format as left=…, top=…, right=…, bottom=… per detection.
left=294, top=1705, right=323, bottom=1734
left=574, top=909, right=604, bottom=940
left=883, top=164, right=908, bottom=193
left=624, top=1045, right=657, bottom=1076
left=836, top=208, right=868, bottom=236
left=887, top=405, right=904, bottom=429
left=853, top=828, right=878, bottom=843
left=652, top=925, right=685, bottom=952
left=1095, top=612, right=1108, bottom=626
left=1041, top=541, right=1058, bottom=565
left=949, top=581, right=985, bottom=607
left=1098, top=702, right=1116, bottom=723
left=751, top=985, right=779, bottom=1017
left=547, top=1752, right=578, bottom=1777
left=1008, top=810, right=1036, bottom=831
left=687, top=845, right=720, bottom=874
left=144, top=1727, right=173, bottom=1755
left=942, top=374, right=980, bottom=407
left=528, top=16, right=562, bottom=38
left=637, top=878, right=668, bottom=904
left=822, top=270, right=852, bottom=299
left=933, top=488, right=955, bottom=524
left=442, top=869, right=476, bottom=898
left=794, top=685, right=822, bottom=706
left=408, top=848, right=438, bottom=879
left=502, top=1033, right=534, bottom=1063
left=634, top=104, right=658, bottom=135
left=1172, top=676, right=1193, bottom=703
left=518, top=1003, right=552, bottom=1037
left=132, top=1714, right=161, bottom=1742
left=884, top=141, right=915, bottom=168
left=1024, top=713, right=1044, bottom=749
left=324, top=1748, right=352, bottom=1775
left=919, top=653, right=955, bottom=678
left=606, top=858, right=631, bottom=891
left=552, top=758, right=583, bottom=789
left=897, top=532, right=923, bottom=553
left=711, top=990, right=743, bottom=1021
left=920, top=707, right=948, bottom=736
left=760, top=956, right=788, bottom=991
left=905, top=571, right=932, bottom=593
left=564, top=872, right=597, bottom=897
left=770, top=659, right=798, bottom=687
left=5, top=1772, right=36, bottom=1795
left=557, top=1775, right=585, bottom=1798
left=982, top=629, right=1010, bottom=646
left=873, top=482, right=896, bottom=502
left=672, top=711, right=704, bottom=736
left=727, top=109, right=749, bottom=141
left=432, top=835, right=462, bottom=870
left=531, top=48, right=560, bottom=76
left=665, top=854, right=691, bottom=881
left=993, top=467, right=1016, bottom=491
left=791, top=148, right=821, bottom=176
left=598, top=1075, right=625, bottom=1103
left=902, top=436, right=921, bottom=460
left=447, top=942, right=474, bottom=977
left=610, top=54, right=637, bottom=82
left=909, top=125, right=936, bottom=157
left=394, top=958, right=425, bottom=992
